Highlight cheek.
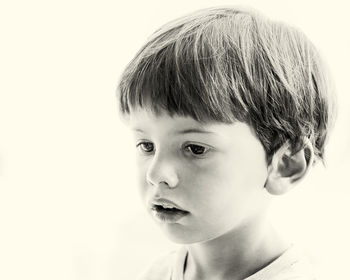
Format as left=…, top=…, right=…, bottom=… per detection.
left=135, top=160, right=148, bottom=197
left=223, top=141, right=268, bottom=189
left=178, top=162, right=229, bottom=212
left=187, top=153, right=268, bottom=211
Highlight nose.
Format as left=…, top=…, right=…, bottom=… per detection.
left=146, top=154, right=179, bottom=189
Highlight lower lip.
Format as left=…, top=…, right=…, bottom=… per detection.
left=151, top=207, right=189, bottom=223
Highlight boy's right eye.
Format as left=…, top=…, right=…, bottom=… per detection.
left=136, top=142, right=154, bottom=153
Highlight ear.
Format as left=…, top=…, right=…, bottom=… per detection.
left=265, top=138, right=314, bottom=195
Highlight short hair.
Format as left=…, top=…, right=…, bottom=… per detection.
left=117, top=6, right=336, bottom=163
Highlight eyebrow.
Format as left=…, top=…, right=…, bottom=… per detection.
left=176, top=128, right=214, bottom=135
left=133, top=128, right=214, bottom=134
left=133, top=128, right=145, bottom=133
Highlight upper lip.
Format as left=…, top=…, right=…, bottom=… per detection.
left=151, top=198, right=188, bottom=212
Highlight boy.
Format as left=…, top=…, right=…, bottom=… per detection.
left=117, top=6, right=335, bottom=280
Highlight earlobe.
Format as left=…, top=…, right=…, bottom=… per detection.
left=265, top=138, right=314, bottom=195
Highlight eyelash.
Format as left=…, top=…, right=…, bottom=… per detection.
left=136, top=141, right=210, bottom=157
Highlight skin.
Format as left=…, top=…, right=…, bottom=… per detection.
left=128, top=108, right=289, bottom=280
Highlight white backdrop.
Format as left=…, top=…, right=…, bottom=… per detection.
left=0, top=0, right=349, bottom=279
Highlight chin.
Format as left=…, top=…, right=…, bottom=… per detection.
left=159, top=223, right=202, bottom=244
left=160, top=223, right=221, bottom=245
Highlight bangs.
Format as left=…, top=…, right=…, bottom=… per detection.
left=118, top=11, right=250, bottom=123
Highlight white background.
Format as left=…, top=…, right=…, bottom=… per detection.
left=0, top=0, right=349, bottom=279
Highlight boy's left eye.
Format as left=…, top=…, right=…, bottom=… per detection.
left=184, top=144, right=209, bottom=156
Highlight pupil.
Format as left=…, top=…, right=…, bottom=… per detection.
left=191, top=145, right=204, bottom=154
left=143, top=143, right=153, bottom=152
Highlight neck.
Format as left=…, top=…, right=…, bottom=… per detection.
left=184, top=216, right=289, bottom=280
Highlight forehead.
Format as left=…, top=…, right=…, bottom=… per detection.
left=128, top=108, right=260, bottom=145
left=128, top=107, right=228, bottom=135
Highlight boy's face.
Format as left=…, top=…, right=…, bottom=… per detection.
left=129, top=108, right=271, bottom=244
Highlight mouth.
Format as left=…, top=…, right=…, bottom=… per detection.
left=151, top=204, right=187, bottom=213
left=150, top=199, right=189, bottom=223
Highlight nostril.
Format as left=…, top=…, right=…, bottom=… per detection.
left=147, top=179, right=178, bottom=190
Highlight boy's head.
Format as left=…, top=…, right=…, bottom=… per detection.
left=118, top=6, right=335, bottom=165
left=117, top=6, right=336, bottom=244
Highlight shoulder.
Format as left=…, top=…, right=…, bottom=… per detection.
left=136, top=249, right=181, bottom=280
left=246, top=245, right=317, bottom=280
